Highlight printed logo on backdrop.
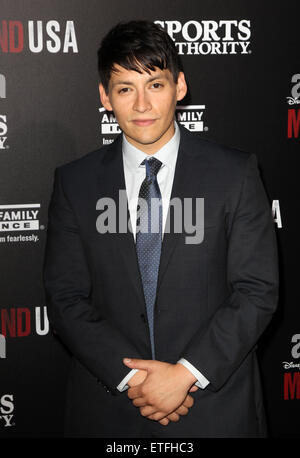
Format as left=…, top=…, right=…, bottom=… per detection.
left=98, top=107, right=120, bottom=145
left=0, top=394, right=15, bottom=427
left=272, top=200, right=282, bottom=229
left=0, top=74, right=5, bottom=98
left=0, top=113, right=8, bottom=150
left=282, top=334, right=300, bottom=400
left=0, top=204, right=44, bottom=243
left=98, top=104, right=208, bottom=144
left=176, top=105, right=208, bottom=132
left=154, top=20, right=251, bottom=55
left=0, top=333, right=5, bottom=358
left=287, top=74, right=300, bottom=139
left=0, top=73, right=8, bottom=151
left=0, top=20, right=78, bottom=53
left=0, top=306, right=49, bottom=339
left=0, top=307, right=49, bottom=361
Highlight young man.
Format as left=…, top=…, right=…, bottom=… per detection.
left=43, top=20, right=279, bottom=438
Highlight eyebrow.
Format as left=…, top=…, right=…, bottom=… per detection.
left=112, top=73, right=167, bottom=87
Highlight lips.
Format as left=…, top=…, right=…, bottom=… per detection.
left=132, top=119, right=156, bottom=126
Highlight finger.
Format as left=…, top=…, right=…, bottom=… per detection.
left=189, top=385, right=199, bottom=392
left=183, top=395, right=194, bottom=408
left=140, top=405, right=157, bottom=417
left=147, top=411, right=165, bottom=421
left=166, top=412, right=180, bottom=422
left=159, top=418, right=169, bottom=426
left=123, top=358, right=156, bottom=371
left=148, top=411, right=173, bottom=422
left=132, top=397, right=147, bottom=407
left=174, top=405, right=189, bottom=416
left=127, top=386, right=141, bottom=400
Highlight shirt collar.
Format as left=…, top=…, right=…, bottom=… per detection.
left=122, top=121, right=180, bottom=171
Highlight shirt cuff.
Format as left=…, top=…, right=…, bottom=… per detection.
left=177, top=358, right=210, bottom=389
left=116, top=369, right=139, bottom=392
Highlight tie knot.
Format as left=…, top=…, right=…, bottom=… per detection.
left=142, top=157, right=162, bottom=180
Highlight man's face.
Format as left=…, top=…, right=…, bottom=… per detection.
left=99, top=64, right=187, bottom=154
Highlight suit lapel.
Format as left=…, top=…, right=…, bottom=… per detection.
left=157, top=126, right=193, bottom=292
left=96, top=135, right=147, bottom=310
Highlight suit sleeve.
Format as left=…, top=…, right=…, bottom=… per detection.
left=43, top=167, right=143, bottom=395
left=180, top=153, right=279, bottom=392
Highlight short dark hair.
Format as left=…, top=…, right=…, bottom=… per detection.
left=97, top=20, right=183, bottom=93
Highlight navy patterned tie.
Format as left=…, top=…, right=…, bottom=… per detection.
left=136, top=157, right=163, bottom=359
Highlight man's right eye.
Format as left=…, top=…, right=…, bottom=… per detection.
left=118, top=87, right=130, bottom=94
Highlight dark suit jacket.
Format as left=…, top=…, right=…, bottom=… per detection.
left=43, top=124, right=279, bottom=438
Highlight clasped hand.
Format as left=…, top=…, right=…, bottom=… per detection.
left=124, top=358, right=198, bottom=426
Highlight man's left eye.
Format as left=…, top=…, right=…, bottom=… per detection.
left=152, top=83, right=162, bottom=89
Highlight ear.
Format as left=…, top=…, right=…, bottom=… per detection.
left=99, top=83, right=113, bottom=111
left=176, top=72, right=188, bottom=102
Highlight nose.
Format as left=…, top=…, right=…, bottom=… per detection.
left=133, top=90, right=151, bottom=113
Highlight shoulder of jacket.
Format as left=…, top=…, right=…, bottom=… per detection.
left=55, top=135, right=121, bottom=180
left=180, top=126, right=254, bottom=170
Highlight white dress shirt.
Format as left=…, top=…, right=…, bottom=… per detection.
left=117, top=121, right=210, bottom=392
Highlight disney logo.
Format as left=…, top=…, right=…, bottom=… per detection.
left=282, top=361, right=300, bottom=370
left=286, top=97, right=300, bottom=105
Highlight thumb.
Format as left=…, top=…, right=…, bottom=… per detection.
left=189, top=385, right=199, bottom=393
left=123, top=358, right=155, bottom=371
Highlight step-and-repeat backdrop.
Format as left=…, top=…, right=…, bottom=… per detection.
left=0, top=0, right=299, bottom=438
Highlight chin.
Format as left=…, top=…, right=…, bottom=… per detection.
left=133, top=135, right=161, bottom=145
